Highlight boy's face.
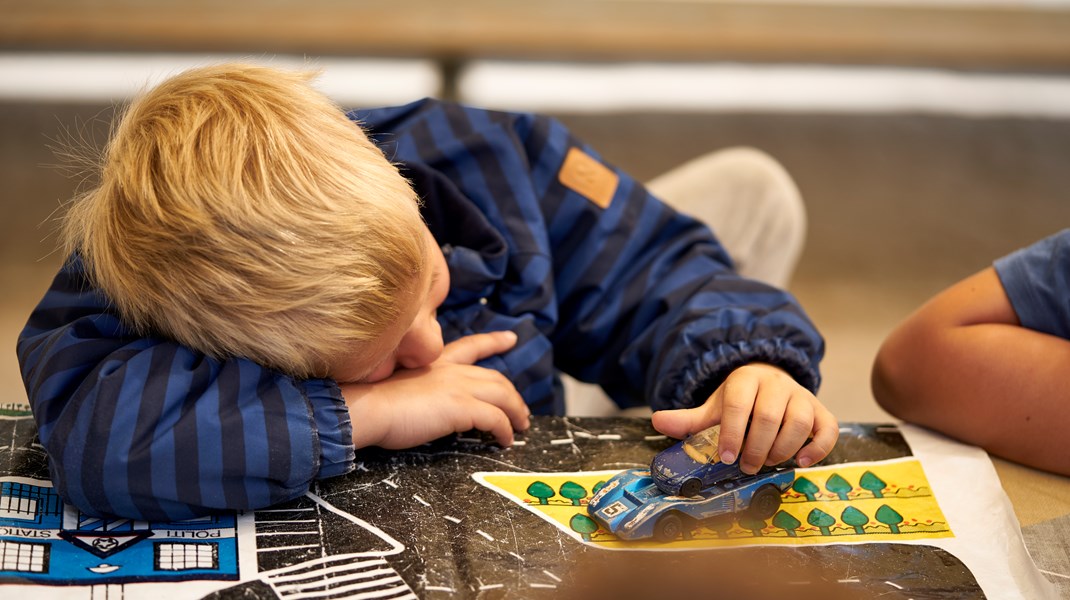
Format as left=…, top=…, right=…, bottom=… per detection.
left=328, top=225, right=450, bottom=383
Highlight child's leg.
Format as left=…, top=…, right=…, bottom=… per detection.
left=646, top=147, right=807, bottom=288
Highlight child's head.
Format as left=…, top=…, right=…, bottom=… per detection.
left=65, top=63, right=434, bottom=379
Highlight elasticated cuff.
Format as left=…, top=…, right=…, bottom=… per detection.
left=653, top=339, right=820, bottom=411
left=300, top=378, right=356, bottom=479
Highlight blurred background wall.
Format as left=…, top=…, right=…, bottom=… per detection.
left=3, top=0, right=1070, bottom=423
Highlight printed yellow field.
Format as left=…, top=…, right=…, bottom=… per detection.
left=474, top=458, right=951, bottom=550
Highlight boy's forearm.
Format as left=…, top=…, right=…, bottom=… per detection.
left=28, top=355, right=343, bottom=520
left=19, top=259, right=352, bottom=518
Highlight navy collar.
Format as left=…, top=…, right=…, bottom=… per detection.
left=399, top=161, right=508, bottom=308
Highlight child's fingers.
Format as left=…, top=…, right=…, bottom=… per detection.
left=796, top=405, right=839, bottom=468
left=737, top=382, right=791, bottom=474
left=764, top=394, right=816, bottom=466
left=717, top=375, right=759, bottom=467
left=466, top=369, right=530, bottom=431
left=463, top=400, right=516, bottom=447
left=440, top=330, right=518, bottom=365
left=650, top=399, right=718, bottom=440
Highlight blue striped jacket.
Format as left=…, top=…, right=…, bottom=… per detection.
left=18, top=99, right=824, bottom=520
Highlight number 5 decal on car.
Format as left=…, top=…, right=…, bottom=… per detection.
left=600, top=501, right=628, bottom=518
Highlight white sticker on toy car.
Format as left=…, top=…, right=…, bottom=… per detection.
left=600, top=501, right=629, bottom=518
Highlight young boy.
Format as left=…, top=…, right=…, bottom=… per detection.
left=18, top=64, right=837, bottom=520
left=873, top=230, right=1070, bottom=476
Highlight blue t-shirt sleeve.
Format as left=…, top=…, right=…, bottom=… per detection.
left=993, top=228, right=1070, bottom=339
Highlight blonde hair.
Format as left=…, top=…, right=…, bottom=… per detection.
left=64, top=63, right=427, bottom=378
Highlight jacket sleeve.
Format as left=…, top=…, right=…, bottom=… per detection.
left=16, top=255, right=355, bottom=520
left=517, top=113, right=825, bottom=410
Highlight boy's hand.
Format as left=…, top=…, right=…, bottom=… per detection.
left=341, top=331, right=530, bottom=449
left=650, top=363, right=838, bottom=473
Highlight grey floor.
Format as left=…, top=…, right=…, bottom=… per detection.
left=4, top=103, right=1070, bottom=425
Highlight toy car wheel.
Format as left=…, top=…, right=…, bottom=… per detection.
left=747, top=484, right=782, bottom=520
left=654, top=512, right=686, bottom=543
left=678, top=478, right=702, bottom=497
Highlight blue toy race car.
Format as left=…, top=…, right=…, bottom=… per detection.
left=651, top=424, right=741, bottom=497
left=587, top=425, right=795, bottom=542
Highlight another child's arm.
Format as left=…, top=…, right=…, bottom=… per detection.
left=873, top=266, right=1070, bottom=475
left=18, top=256, right=356, bottom=520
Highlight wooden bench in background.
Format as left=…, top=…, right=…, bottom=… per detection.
left=3, top=0, right=1070, bottom=97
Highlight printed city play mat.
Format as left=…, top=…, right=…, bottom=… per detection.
left=0, top=403, right=1052, bottom=599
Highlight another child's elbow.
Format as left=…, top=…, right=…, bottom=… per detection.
left=871, top=327, right=925, bottom=421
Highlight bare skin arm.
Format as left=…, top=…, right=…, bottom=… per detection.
left=872, top=267, right=1070, bottom=475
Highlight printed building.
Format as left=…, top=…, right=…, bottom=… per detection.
left=0, top=477, right=239, bottom=585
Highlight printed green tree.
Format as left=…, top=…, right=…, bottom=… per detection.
left=527, top=481, right=556, bottom=505
left=738, top=516, right=767, bottom=537
left=807, top=508, right=836, bottom=536
left=875, top=505, right=904, bottom=534
left=570, top=513, right=599, bottom=542
left=793, top=477, right=820, bottom=501
left=772, top=511, right=801, bottom=537
left=592, top=481, right=606, bottom=496
left=859, top=471, right=887, bottom=498
left=825, top=473, right=853, bottom=500
left=560, top=481, right=588, bottom=506
left=707, top=517, right=734, bottom=539
left=841, top=506, right=869, bottom=534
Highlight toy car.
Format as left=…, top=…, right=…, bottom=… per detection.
left=651, top=423, right=741, bottom=497
left=587, top=425, right=795, bottom=542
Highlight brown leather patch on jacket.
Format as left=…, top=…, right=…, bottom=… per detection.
left=558, top=147, right=619, bottom=209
